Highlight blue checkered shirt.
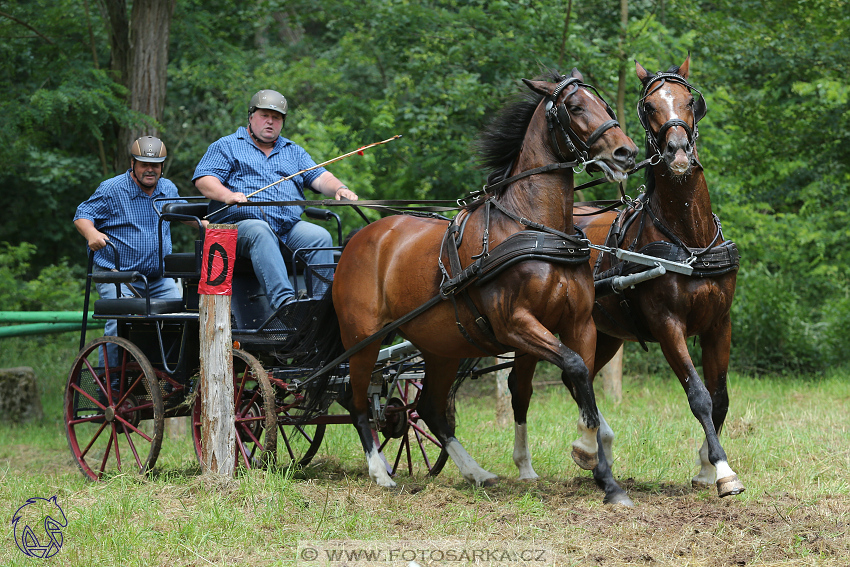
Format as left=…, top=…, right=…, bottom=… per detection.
left=192, top=126, right=327, bottom=233
left=74, top=170, right=184, bottom=276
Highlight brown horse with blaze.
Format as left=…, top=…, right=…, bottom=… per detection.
left=511, top=55, right=744, bottom=504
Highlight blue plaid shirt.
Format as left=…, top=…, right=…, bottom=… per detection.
left=74, top=170, right=184, bottom=276
left=192, top=126, right=327, bottom=233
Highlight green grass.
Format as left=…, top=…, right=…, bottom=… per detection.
left=1, top=334, right=849, bottom=566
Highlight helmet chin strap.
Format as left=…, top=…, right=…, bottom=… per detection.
left=248, top=121, right=277, bottom=149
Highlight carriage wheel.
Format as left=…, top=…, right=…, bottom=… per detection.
left=64, top=336, right=164, bottom=481
left=192, top=350, right=277, bottom=470
left=275, top=388, right=326, bottom=469
left=379, top=378, right=449, bottom=477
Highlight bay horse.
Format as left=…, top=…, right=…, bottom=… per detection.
left=325, top=69, right=637, bottom=492
left=511, top=55, right=745, bottom=502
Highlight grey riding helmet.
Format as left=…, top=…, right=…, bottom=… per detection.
left=249, top=90, right=288, bottom=117
left=130, top=136, right=167, bottom=163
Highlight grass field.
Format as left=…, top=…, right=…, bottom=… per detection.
left=1, top=334, right=849, bottom=566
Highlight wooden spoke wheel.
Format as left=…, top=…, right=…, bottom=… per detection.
left=379, top=377, right=448, bottom=478
left=64, top=336, right=164, bottom=481
left=192, top=350, right=277, bottom=470
left=274, top=388, right=326, bottom=469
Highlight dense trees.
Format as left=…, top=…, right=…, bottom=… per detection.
left=1, top=0, right=848, bottom=372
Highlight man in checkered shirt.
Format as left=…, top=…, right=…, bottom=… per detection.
left=193, top=89, right=358, bottom=316
left=74, top=136, right=185, bottom=348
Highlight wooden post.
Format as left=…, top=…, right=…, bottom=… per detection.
left=495, top=355, right=513, bottom=427
left=599, top=344, right=624, bottom=403
left=198, top=224, right=238, bottom=477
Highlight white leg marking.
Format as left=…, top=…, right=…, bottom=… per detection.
left=366, top=447, right=396, bottom=488
left=445, top=438, right=497, bottom=486
left=513, top=423, right=539, bottom=480
left=714, top=460, right=735, bottom=481
left=572, top=416, right=599, bottom=460
left=691, top=439, right=716, bottom=486
left=598, top=410, right=614, bottom=468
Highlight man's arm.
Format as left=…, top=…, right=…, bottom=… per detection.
left=312, top=171, right=358, bottom=201
left=194, top=175, right=248, bottom=205
left=74, top=218, right=110, bottom=251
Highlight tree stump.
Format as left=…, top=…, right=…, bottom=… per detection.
left=0, top=367, right=44, bottom=423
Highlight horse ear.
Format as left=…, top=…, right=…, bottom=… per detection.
left=570, top=67, right=584, bottom=81
left=522, top=79, right=553, bottom=97
left=679, top=53, right=691, bottom=79
left=635, top=60, right=650, bottom=82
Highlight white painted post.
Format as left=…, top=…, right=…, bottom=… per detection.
left=495, top=356, right=513, bottom=427
left=599, top=344, right=624, bottom=403
left=199, top=224, right=238, bottom=477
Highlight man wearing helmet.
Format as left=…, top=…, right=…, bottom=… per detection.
left=74, top=136, right=187, bottom=350
left=193, top=89, right=358, bottom=315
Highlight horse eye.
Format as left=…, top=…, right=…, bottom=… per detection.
left=569, top=105, right=583, bottom=114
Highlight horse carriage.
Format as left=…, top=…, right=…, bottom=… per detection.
left=64, top=200, right=460, bottom=481
left=64, top=57, right=745, bottom=505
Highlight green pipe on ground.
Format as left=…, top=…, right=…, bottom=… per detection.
left=0, top=321, right=105, bottom=338
left=0, top=311, right=97, bottom=324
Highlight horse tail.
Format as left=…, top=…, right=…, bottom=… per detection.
left=448, top=358, right=479, bottom=407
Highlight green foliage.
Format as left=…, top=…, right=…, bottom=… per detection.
left=0, top=242, right=84, bottom=311
left=3, top=0, right=849, bottom=372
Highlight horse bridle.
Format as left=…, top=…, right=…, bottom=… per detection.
left=478, top=77, right=623, bottom=196
left=545, top=77, right=620, bottom=164
left=637, top=72, right=708, bottom=159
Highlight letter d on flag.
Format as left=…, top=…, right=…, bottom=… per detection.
left=199, top=228, right=238, bottom=295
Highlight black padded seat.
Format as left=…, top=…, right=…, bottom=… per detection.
left=164, top=252, right=199, bottom=275
left=94, top=298, right=185, bottom=316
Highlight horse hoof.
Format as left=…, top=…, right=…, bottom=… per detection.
left=691, top=479, right=713, bottom=490
left=481, top=476, right=499, bottom=487
left=571, top=447, right=598, bottom=471
left=716, top=474, right=745, bottom=497
left=604, top=492, right=634, bottom=507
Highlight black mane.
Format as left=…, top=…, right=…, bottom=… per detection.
left=474, top=70, right=564, bottom=196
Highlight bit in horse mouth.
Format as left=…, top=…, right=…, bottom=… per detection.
left=594, top=160, right=629, bottom=183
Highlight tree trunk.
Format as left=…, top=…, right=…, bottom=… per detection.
left=101, top=0, right=175, bottom=171
left=616, top=0, right=629, bottom=134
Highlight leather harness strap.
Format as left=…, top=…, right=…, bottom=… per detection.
left=438, top=196, right=591, bottom=354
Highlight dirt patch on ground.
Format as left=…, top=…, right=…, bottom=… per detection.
left=288, top=470, right=850, bottom=566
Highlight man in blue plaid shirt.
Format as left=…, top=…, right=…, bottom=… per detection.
left=193, top=89, right=358, bottom=315
left=74, top=136, right=185, bottom=350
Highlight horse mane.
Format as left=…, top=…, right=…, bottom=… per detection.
left=474, top=70, right=564, bottom=199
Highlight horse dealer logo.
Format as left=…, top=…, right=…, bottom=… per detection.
left=11, top=496, right=67, bottom=558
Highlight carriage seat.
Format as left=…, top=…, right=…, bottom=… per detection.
left=94, top=298, right=185, bottom=316
left=160, top=203, right=341, bottom=280
left=91, top=270, right=184, bottom=316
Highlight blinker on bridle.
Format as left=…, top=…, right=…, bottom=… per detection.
left=545, top=77, right=620, bottom=165
left=637, top=72, right=708, bottom=159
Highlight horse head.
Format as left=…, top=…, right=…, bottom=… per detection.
left=523, top=69, right=637, bottom=183
left=636, top=55, right=708, bottom=177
